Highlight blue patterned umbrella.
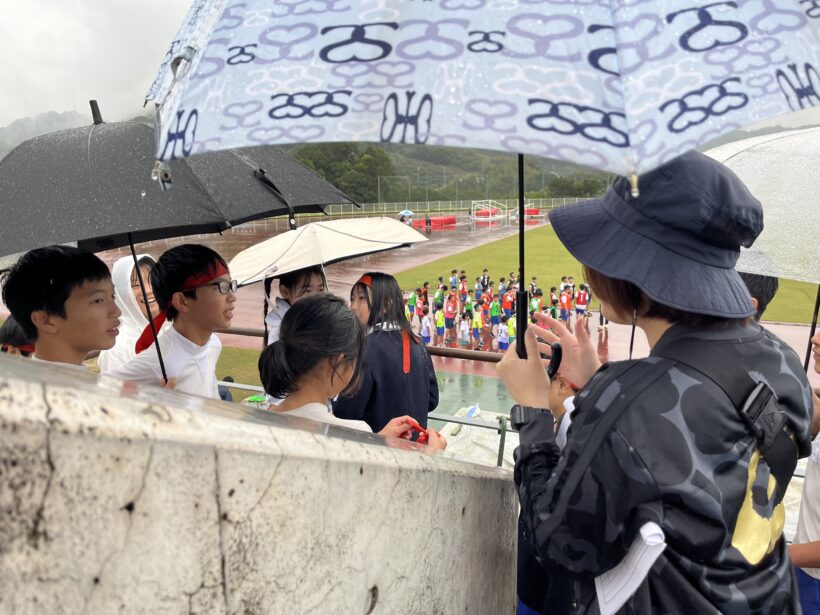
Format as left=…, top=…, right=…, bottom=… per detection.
left=151, top=0, right=819, bottom=178
left=149, top=0, right=819, bottom=358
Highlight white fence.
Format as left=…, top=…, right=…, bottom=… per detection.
left=235, top=197, right=591, bottom=233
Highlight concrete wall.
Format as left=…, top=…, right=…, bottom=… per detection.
left=0, top=355, right=517, bottom=614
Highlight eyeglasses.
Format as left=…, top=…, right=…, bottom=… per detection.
left=201, top=279, right=238, bottom=294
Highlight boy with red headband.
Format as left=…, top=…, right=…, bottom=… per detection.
left=108, top=245, right=235, bottom=399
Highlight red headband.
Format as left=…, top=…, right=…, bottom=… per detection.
left=135, top=262, right=228, bottom=354
left=1, top=342, right=35, bottom=355
left=357, top=275, right=372, bottom=287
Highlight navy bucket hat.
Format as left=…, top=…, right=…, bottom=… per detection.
left=548, top=151, right=763, bottom=318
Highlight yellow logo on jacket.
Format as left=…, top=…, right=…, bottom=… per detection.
left=731, top=449, right=784, bottom=564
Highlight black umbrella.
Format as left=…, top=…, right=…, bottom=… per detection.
left=0, top=101, right=356, bottom=379
left=0, top=103, right=354, bottom=256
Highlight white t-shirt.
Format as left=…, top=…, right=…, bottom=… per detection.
left=555, top=397, right=577, bottom=450
left=458, top=320, right=470, bottom=342
left=498, top=323, right=509, bottom=343
left=284, top=402, right=371, bottom=432
left=795, top=435, right=820, bottom=579
left=421, top=315, right=431, bottom=337
left=31, top=356, right=88, bottom=371
left=108, top=326, right=222, bottom=399
left=264, top=297, right=291, bottom=346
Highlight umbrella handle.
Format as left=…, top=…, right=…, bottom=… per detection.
left=516, top=153, right=527, bottom=359
left=128, top=234, right=168, bottom=382
left=516, top=291, right=528, bottom=359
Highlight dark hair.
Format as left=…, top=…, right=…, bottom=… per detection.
left=584, top=266, right=739, bottom=328
left=1, top=246, right=111, bottom=340
left=131, top=256, right=156, bottom=283
left=738, top=272, right=779, bottom=321
left=0, top=316, right=34, bottom=355
left=222, top=375, right=234, bottom=383
left=264, top=265, right=328, bottom=344
left=501, top=315, right=508, bottom=323
left=414, top=287, right=422, bottom=293
left=423, top=281, right=429, bottom=287
left=351, top=272, right=416, bottom=340
left=151, top=244, right=228, bottom=322
left=422, top=306, right=429, bottom=315
left=259, top=294, right=365, bottom=399
left=550, top=286, right=557, bottom=292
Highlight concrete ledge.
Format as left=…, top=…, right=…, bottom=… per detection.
left=0, top=355, right=517, bottom=614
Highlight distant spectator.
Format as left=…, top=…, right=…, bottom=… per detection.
left=739, top=272, right=779, bottom=321
left=218, top=375, right=234, bottom=402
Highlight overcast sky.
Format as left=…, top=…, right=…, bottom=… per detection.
left=0, top=0, right=190, bottom=126
left=1, top=0, right=818, bottom=130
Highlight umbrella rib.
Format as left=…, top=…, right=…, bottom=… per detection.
left=720, top=128, right=815, bottom=165
left=314, top=222, right=425, bottom=246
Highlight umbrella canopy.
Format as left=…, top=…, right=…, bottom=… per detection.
left=229, top=217, right=428, bottom=286
left=705, top=126, right=820, bottom=285
left=0, top=120, right=354, bottom=257
left=399, top=210, right=414, bottom=217
left=154, top=0, right=819, bottom=176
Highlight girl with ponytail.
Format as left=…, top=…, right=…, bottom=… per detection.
left=332, top=272, right=440, bottom=433
left=258, top=294, right=446, bottom=448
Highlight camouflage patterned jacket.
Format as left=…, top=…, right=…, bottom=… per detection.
left=514, top=322, right=812, bottom=614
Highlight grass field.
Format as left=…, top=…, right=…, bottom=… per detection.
left=394, top=225, right=817, bottom=324
left=217, top=345, right=264, bottom=401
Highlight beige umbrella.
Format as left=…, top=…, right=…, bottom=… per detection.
left=229, top=217, right=429, bottom=286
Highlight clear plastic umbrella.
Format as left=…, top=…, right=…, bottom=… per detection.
left=705, top=126, right=820, bottom=368
left=705, top=127, right=820, bottom=285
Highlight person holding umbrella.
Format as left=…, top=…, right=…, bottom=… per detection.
left=98, top=254, right=162, bottom=374
left=333, top=272, right=439, bottom=432
left=498, top=152, right=811, bottom=613
left=108, top=245, right=235, bottom=398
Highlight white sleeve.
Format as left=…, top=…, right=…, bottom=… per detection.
left=555, top=396, right=576, bottom=450
left=106, top=349, right=163, bottom=385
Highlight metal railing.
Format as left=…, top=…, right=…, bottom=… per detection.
left=218, top=379, right=514, bottom=467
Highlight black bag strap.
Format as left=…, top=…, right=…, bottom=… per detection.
left=654, top=338, right=798, bottom=506
left=534, top=359, right=674, bottom=544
